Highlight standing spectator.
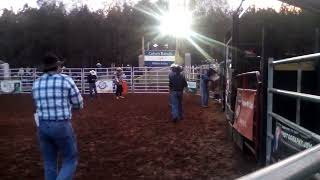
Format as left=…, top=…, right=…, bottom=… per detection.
left=18, top=67, right=24, bottom=79
left=168, top=63, right=176, bottom=107
left=114, top=67, right=126, bottom=99
left=96, top=62, right=104, bottom=75
left=200, top=68, right=215, bottom=108
left=25, top=66, right=31, bottom=76
left=87, top=70, right=98, bottom=97
left=32, top=53, right=83, bottom=180
left=169, top=64, right=187, bottom=122
left=96, top=62, right=102, bottom=68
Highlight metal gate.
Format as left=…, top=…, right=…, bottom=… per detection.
left=235, top=53, right=320, bottom=180
left=266, top=54, right=320, bottom=164
left=132, top=67, right=170, bottom=93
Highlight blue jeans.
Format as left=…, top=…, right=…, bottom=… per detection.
left=38, top=121, right=78, bottom=180
left=89, top=83, right=97, bottom=96
left=170, top=91, right=183, bottom=120
left=200, top=83, right=209, bottom=107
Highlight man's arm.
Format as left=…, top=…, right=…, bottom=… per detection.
left=31, top=80, right=38, bottom=110
left=67, top=77, right=84, bottom=109
left=169, top=74, right=174, bottom=90
left=202, top=74, right=209, bottom=81
left=183, top=75, right=188, bottom=88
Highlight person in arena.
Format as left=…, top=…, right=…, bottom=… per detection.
left=168, top=63, right=177, bottom=107
left=87, top=70, right=98, bottom=97
left=114, top=67, right=126, bottom=99
left=200, top=68, right=215, bottom=108
left=32, top=53, right=83, bottom=180
left=169, top=64, right=188, bottom=122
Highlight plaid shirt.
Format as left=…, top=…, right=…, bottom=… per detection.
left=32, top=73, right=83, bottom=121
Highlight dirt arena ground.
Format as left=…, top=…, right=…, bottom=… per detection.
left=0, top=94, right=258, bottom=180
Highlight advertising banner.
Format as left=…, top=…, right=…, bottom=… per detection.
left=96, top=80, right=113, bottom=93
left=144, top=50, right=175, bottom=67
left=233, top=89, right=256, bottom=141
left=0, top=80, right=21, bottom=93
left=271, top=122, right=320, bottom=163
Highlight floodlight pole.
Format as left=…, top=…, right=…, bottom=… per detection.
left=142, top=36, right=145, bottom=55
left=141, top=36, right=145, bottom=67
left=175, top=38, right=179, bottom=64
left=175, top=0, right=188, bottom=66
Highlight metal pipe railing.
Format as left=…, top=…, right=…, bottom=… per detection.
left=269, top=88, right=320, bottom=103
left=266, top=58, right=274, bottom=164
left=1, top=67, right=201, bottom=94
left=271, top=53, right=320, bottom=65
left=266, top=54, right=320, bottom=165
left=236, top=71, right=261, bottom=77
left=237, top=144, right=320, bottom=180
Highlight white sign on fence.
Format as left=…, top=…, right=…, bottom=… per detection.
left=0, top=80, right=21, bottom=93
left=96, top=79, right=113, bottom=93
left=187, top=81, right=197, bottom=89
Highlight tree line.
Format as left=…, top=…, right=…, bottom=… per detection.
left=0, top=0, right=319, bottom=68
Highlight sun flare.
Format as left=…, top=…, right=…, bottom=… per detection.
left=158, top=8, right=193, bottom=38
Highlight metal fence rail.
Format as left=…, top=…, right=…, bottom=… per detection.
left=0, top=66, right=204, bottom=94
left=237, top=144, right=320, bottom=180
left=8, top=68, right=37, bottom=93
left=132, top=67, right=171, bottom=93
left=263, top=53, right=320, bottom=178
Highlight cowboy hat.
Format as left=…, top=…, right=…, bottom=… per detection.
left=90, top=70, right=97, bottom=75
left=116, top=67, right=122, bottom=71
left=41, top=53, right=64, bottom=71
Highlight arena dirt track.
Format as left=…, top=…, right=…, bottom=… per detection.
left=0, top=94, right=258, bottom=180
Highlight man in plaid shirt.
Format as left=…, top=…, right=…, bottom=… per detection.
left=32, top=54, right=83, bottom=180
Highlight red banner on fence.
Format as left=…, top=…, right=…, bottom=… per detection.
left=233, top=89, right=256, bottom=141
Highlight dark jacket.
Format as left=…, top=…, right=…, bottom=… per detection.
left=87, top=74, right=97, bottom=83
left=169, top=72, right=187, bottom=91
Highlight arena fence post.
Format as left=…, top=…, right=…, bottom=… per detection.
left=266, top=57, right=274, bottom=165
left=157, top=71, right=159, bottom=93
left=296, top=63, right=302, bottom=125
left=81, top=68, right=84, bottom=94
left=131, top=67, right=133, bottom=93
